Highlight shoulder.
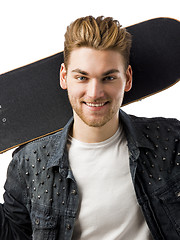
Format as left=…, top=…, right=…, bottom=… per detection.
left=129, top=114, right=180, bottom=134
left=129, top=114, right=179, bottom=125
left=9, top=130, right=64, bottom=184
left=12, top=129, right=63, bottom=159
left=120, top=110, right=180, bottom=151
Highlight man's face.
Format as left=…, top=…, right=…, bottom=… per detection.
left=60, top=47, right=132, bottom=128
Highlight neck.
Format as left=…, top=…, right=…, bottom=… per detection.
left=71, top=113, right=119, bottom=143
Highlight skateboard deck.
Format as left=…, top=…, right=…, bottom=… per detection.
left=0, top=17, right=180, bottom=153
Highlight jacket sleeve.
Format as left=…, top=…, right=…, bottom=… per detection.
left=0, top=156, right=32, bottom=240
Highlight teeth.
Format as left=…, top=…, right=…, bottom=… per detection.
left=86, top=102, right=105, bottom=107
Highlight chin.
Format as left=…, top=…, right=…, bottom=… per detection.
left=81, top=116, right=113, bottom=128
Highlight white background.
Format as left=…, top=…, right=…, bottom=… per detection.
left=0, top=0, right=180, bottom=202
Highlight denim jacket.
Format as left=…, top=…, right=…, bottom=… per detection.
left=0, top=110, right=180, bottom=240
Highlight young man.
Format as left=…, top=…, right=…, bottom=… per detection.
left=0, top=16, right=180, bottom=240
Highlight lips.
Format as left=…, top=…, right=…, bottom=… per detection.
left=85, top=102, right=106, bottom=107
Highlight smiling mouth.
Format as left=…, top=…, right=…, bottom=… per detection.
left=84, top=102, right=108, bottom=107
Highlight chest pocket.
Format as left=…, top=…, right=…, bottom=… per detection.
left=30, top=203, right=60, bottom=240
left=157, top=179, right=180, bottom=234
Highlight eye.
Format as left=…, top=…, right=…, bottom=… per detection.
left=103, top=76, right=116, bottom=81
left=77, top=76, right=87, bottom=81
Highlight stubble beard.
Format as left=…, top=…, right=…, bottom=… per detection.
left=69, top=96, right=121, bottom=128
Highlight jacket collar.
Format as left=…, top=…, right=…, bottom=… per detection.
left=46, top=117, right=73, bottom=169
left=119, top=109, right=154, bottom=150
left=46, top=109, right=153, bottom=169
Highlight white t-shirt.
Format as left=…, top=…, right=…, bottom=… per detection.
left=67, top=125, right=153, bottom=240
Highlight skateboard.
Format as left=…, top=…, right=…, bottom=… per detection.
left=0, top=17, right=180, bottom=153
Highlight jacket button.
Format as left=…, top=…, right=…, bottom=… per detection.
left=66, top=224, right=71, bottom=230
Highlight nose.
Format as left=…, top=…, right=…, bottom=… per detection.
left=86, top=79, right=104, bottom=99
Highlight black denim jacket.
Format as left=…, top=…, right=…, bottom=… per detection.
left=0, top=110, right=180, bottom=240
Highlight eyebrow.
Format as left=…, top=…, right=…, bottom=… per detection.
left=71, top=69, right=89, bottom=75
left=102, top=69, right=120, bottom=76
left=71, top=68, right=120, bottom=76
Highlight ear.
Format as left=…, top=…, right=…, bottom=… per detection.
left=60, top=63, right=68, bottom=89
left=124, top=65, right=133, bottom=92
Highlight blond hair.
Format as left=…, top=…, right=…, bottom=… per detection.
left=64, top=16, right=132, bottom=70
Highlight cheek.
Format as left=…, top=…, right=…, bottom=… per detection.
left=106, top=83, right=126, bottom=100
left=114, top=91, right=125, bottom=103
left=67, top=84, right=84, bottom=100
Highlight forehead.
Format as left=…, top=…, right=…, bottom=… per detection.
left=67, top=47, right=125, bottom=74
